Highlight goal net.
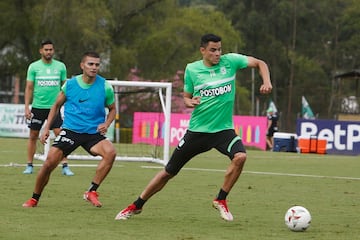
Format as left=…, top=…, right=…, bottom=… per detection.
left=35, top=80, right=172, bottom=165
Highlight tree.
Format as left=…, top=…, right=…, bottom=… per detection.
left=2, top=0, right=358, bottom=129
left=30, top=0, right=114, bottom=75
left=107, top=0, right=243, bottom=79
left=109, top=0, right=249, bottom=124
left=0, top=0, right=36, bottom=80
left=216, top=0, right=351, bottom=130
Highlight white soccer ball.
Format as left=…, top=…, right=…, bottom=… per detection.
left=284, top=206, right=311, bottom=232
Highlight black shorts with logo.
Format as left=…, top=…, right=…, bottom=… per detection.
left=28, top=108, right=63, bottom=131
left=52, top=129, right=107, bottom=157
left=165, top=129, right=246, bottom=175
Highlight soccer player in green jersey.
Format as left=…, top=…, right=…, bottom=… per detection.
left=115, top=33, right=272, bottom=221
left=24, top=40, right=74, bottom=176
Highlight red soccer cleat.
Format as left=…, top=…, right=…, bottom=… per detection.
left=212, top=199, right=234, bottom=221
left=22, top=198, right=38, bottom=208
left=83, top=191, right=102, bottom=207
left=115, top=203, right=142, bottom=220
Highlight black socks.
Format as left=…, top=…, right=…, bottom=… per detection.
left=88, top=182, right=99, bottom=192
left=216, top=188, right=228, bottom=200
left=133, top=197, right=147, bottom=209
left=32, top=193, right=41, bottom=201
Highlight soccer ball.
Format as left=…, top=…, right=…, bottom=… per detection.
left=284, top=206, right=311, bottom=232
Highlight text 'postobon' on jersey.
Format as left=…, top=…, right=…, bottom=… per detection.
left=184, top=53, right=248, bottom=133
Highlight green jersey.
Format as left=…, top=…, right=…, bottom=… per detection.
left=27, top=59, right=67, bottom=109
left=184, top=53, right=248, bottom=133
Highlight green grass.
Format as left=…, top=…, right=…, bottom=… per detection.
left=1, top=137, right=360, bottom=240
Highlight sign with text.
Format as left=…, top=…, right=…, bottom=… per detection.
left=0, top=103, right=29, bottom=137
left=133, top=112, right=267, bottom=150
left=296, top=119, right=360, bottom=155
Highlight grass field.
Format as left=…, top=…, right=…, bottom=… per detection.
left=1, top=137, right=359, bottom=240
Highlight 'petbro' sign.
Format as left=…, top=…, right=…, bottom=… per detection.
left=296, top=119, right=360, bottom=155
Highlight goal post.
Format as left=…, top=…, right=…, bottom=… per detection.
left=110, top=80, right=172, bottom=165
left=35, top=80, right=172, bottom=166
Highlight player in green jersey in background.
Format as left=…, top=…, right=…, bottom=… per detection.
left=24, top=40, right=74, bottom=176
left=115, top=33, right=272, bottom=221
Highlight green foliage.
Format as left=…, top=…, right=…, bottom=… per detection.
left=29, top=0, right=114, bottom=75
left=338, top=0, right=360, bottom=70
left=109, top=46, right=137, bottom=79
left=134, top=7, right=243, bottom=79
left=215, top=0, right=359, bottom=128
left=0, top=0, right=34, bottom=78
left=234, top=84, right=251, bottom=115
left=293, top=55, right=329, bottom=114
left=1, top=0, right=360, bottom=127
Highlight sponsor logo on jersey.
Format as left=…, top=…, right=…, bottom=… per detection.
left=37, top=80, right=60, bottom=87
left=199, top=84, right=232, bottom=97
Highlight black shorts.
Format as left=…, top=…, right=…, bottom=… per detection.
left=165, top=129, right=246, bottom=175
left=266, top=128, right=278, bottom=137
left=52, top=129, right=107, bottom=157
left=28, top=108, right=63, bottom=131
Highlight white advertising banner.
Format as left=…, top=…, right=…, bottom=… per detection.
left=0, top=103, right=29, bottom=137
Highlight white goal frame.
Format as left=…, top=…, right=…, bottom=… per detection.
left=35, top=80, right=172, bottom=165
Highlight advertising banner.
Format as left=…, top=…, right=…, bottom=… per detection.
left=0, top=103, right=29, bottom=137
left=133, top=112, right=267, bottom=150
left=296, top=119, right=360, bottom=155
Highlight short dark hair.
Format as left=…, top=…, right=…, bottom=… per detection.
left=200, top=34, right=221, bottom=48
left=81, top=51, right=100, bottom=62
left=40, top=39, right=53, bottom=47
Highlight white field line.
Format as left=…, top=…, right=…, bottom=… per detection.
left=2, top=163, right=359, bottom=181
left=140, top=165, right=360, bottom=181
left=0, top=163, right=122, bottom=168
